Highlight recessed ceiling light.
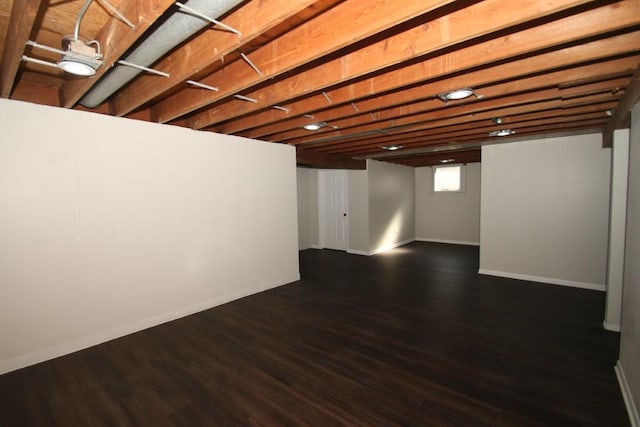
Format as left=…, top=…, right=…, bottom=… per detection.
left=492, top=117, right=503, bottom=124
left=440, top=159, right=455, bottom=163
left=381, top=145, right=403, bottom=151
left=57, top=59, right=96, bottom=76
left=489, top=129, right=515, bottom=137
left=437, top=88, right=474, bottom=102
left=303, top=122, right=326, bottom=131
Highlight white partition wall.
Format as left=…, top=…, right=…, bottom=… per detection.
left=0, top=99, right=299, bottom=374
left=296, top=167, right=320, bottom=250
left=617, top=104, right=640, bottom=427
left=368, top=160, right=415, bottom=254
left=347, top=169, right=370, bottom=254
left=479, top=133, right=611, bottom=290
left=605, top=129, right=629, bottom=331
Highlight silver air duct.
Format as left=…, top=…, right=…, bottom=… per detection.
left=80, top=0, right=243, bottom=108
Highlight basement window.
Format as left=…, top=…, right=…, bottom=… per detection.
left=433, top=165, right=464, bottom=192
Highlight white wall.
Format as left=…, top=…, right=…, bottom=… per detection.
left=605, top=129, right=629, bottom=331
left=368, top=160, right=415, bottom=254
left=298, top=161, right=414, bottom=255
left=617, top=104, right=640, bottom=426
left=415, top=163, right=481, bottom=245
left=297, top=167, right=369, bottom=252
left=296, top=167, right=319, bottom=250
left=479, top=133, right=611, bottom=290
left=0, top=99, right=299, bottom=374
left=347, top=169, right=370, bottom=254
left=297, top=168, right=313, bottom=250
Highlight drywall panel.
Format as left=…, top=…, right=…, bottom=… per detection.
left=618, top=104, right=640, bottom=426
left=347, top=169, right=369, bottom=254
left=0, top=99, right=299, bottom=374
left=415, top=163, right=481, bottom=245
left=308, top=169, right=319, bottom=247
left=368, top=160, right=415, bottom=253
left=605, top=129, right=629, bottom=331
left=297, top=168, right=312, bottom=250
left=479, top=133, right=611, bottom=289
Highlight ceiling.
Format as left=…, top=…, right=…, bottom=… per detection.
left=1, top=0, right=639, bottom=168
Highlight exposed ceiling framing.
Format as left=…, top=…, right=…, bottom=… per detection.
left=1, top=0, right=639, bottom=168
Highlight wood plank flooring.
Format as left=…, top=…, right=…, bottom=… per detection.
left=0, top=242, right=630, bottom=426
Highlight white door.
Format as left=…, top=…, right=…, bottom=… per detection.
left=319, top=170, right=348, bottom=251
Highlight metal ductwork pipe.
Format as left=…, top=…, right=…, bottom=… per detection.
left=80, top=0, right=244, bottom=108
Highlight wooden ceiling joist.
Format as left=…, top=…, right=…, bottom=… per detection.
left=60, top=0, right=176, bottom=108
left=185, top=0, right=595, bottom=131
left=296, top=148, right=365, bottom=169
left=5, top=0, right=640, bottom=167
left=268, top=56, right=637, bottom=145
left=110, top=0, right=319, bottom=117
left=292, top=70, right=633, bottom=151
left=151, top=0, right=457, bottom=124
left=218, top=0, right=640, bottom=137
left=603, top=63, right=640, bottom=147
left=0, top=0, right=43, bottom=98
left=321, top=93, right=621, bottom=155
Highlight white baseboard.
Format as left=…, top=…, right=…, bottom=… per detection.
left=370, top=238, right=415, bottom=255
left=416, top=238, right=480, bottom=246
left=0, top=274, right=299, bottom=375
left=616, top=361, right=640, bottom=427
left=477, top=269, right=606, bottom=292
left=347, top=249, right=371, bottom=256
left=603, top=321, right=621, bottom=332
left=311, top=244, right=322, bottom=249
left=347, top=239, right=415, bottom=256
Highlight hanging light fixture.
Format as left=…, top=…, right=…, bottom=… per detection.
left=56, top=0, right=103, bottom=76
left=57, top=36, right=102, bottom=76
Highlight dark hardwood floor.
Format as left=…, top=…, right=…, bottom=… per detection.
left=0, top=242, right=629, bottom=426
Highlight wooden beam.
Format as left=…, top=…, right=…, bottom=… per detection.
left=321, top=101, right=620, bottom=155
left=266, top=60, right=635, bottom=144
left=151, top=0, right=457, bottom=124
left=317, top=93, right=621, bottom=155
left=110, top=0, right=318, bottom=117
left=10, top=79, right=59, bottom=106
left=189, top=0, right=596, bottom=130
left=336, top=114, right=611, bottom=157
left=296, top=148, right=365, bottom=169
left=219, top=0, right=640, bottom=136
left=0, top=0, right=43, bottom=98
left=60, top=0, right=176, bottom=108
left=339, top=113, right=613, bottom=156
left=384, top=149, right=481, bottom=167
left=344, top=120, right=607, bottom=159
left=287, top=55, right=638, bottom=147
left=603, top=63, right=640, bottom=147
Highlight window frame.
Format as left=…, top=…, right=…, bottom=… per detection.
left=432, top=164, right=465, bottom=194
